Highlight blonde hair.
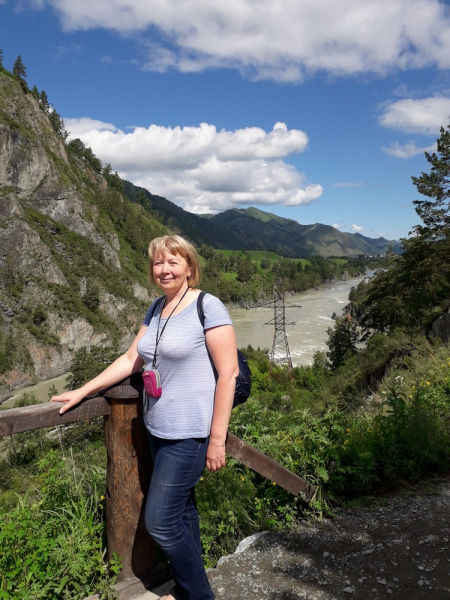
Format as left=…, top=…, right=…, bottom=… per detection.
left=148, top=235, right=201, bottom=287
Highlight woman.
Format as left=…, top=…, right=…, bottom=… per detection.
left=51, top=235, right=238, bottom=600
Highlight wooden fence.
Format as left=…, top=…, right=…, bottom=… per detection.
left=0, top=373, right=316, bottom=589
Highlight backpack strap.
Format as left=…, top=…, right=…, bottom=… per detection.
left=148, top=295, right=165, bottom=323
left=197, top=291, right=207, bottom=329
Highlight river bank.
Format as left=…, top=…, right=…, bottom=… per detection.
left=0, top=372, right=69, bottom=408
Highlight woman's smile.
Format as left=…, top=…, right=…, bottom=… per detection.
left=153, top=251, right=191, bottom=297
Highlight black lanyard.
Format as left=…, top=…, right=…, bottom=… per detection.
left=152, top=286, right=190, bottom=368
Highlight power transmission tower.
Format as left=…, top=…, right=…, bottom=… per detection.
left=265, top=280, right=296, bottom=377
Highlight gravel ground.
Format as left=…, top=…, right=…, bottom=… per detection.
left=207, top=478, right=450, bottom=600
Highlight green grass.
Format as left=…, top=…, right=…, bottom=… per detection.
left=216, top=250, right=312, bottom=266
left=216, top=250, right=281, bottom=262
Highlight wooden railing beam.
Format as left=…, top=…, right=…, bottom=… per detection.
left=226, top=433, right=316, bottom=500
left=0, top=396, right=111, bottom=437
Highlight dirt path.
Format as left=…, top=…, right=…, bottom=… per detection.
left=206, top=478, right=450, bottom=600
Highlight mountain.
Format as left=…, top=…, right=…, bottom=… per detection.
left=0, top=70, right=167, bottom=396
left=124, top=186, right=400, bottom=257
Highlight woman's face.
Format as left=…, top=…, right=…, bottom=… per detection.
left=153, top=251, right=191, bottom=295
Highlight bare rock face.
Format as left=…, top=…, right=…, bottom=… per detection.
left=0, top=195, right=67, bottom=285
left=0, top=75, right=120, bottom=269
left=132, top=283, right=150, bottom=303
left=429, top=308, right=450, bottom=343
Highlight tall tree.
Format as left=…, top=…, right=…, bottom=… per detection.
left=326, top=317, right=359, bottom=370
left=0, top=49, right=4, bottom=69
left=360, top=122, right=450, bottom=332
left=48, top=107, right=68, bottom=140
left=412, top=123, right=450, bottom=240
left=12, top=55, right=27, bottom=82
left=39, top=90, right=50, bottom=112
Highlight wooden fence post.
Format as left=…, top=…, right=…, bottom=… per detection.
left=103, top=380, right=160, bottom=582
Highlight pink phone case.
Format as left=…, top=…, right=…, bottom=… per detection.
left=143, top=368, right=162, bottom=398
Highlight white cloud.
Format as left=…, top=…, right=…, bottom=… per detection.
left=55, top=42, right=83, bottom=60
left=382, top=141, right=436, bottom=158
left=38, top=0, right=450, bottom=82
left=379, top=97, right=450, bottom=134
left=66, top=119, right=322, bottom=212
left=333, top=182, right=365, bottom=188
left=351, top=224, right=364, bottom=232
left=65, top=117, right=117, bottom=136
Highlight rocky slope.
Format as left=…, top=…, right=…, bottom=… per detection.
left=0, top=71, right=166, bottom=399
left=206, top=478, right=450, bottom=600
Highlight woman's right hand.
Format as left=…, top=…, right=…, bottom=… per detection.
left=50, top=389, right=86, bottom=415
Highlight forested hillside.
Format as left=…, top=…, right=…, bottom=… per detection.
left=124, top=181, right=400, bottom=257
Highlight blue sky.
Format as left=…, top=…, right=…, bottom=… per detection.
left=2, top=0, right=450, bottom=241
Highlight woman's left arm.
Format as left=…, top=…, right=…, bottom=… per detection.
left=205, top=324, right=239, bottom=472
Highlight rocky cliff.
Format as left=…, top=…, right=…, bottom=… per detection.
left=0, top=71, right=167, bottom=399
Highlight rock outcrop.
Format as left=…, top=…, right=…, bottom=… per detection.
left=428, top=308, right=450, bottom=344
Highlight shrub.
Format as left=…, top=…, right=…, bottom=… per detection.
left=0, top=451, right=119, bottom=599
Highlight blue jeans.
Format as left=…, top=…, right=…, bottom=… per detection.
left=145, top=434, right=214, bottom=600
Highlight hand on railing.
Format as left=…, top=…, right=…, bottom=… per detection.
left=50, top=388, right=86, bottom=415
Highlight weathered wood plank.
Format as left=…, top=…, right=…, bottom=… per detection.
left=104, top=395, right=159, bottom=581
left=226, top=432, right=316, bottom=500
left=0, top=373, right=144, bottom=437
left=0, top=396, right=111, bottom=437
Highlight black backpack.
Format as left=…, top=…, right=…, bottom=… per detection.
left=146, top=293, right=252, bottom=408
left=197, top=292, right=251, bottom=409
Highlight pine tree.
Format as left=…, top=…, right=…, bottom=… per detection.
left=0, top=49, right=4, bottom=69
left=39, top=90, right=50, bottom=112
left=48, top=107, right=68, bottom=140
left=326, top=317, right=359, bottom=370
left=412, top=123, right=450, bottom=240
left=360, top=122, right=450, bottom=333
left=12, top=55, right=27, bottom=81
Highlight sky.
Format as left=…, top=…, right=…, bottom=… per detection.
left=2, top=1, right=450, bottom=241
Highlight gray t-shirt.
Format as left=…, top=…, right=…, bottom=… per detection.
left=137, top=293, right=232, bottom=439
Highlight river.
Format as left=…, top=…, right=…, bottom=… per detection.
left=2, top=373, right=69, bottom=409
left=3, top=275, right=367, bottom=406
left=229, top=274, right=368, bottom=367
